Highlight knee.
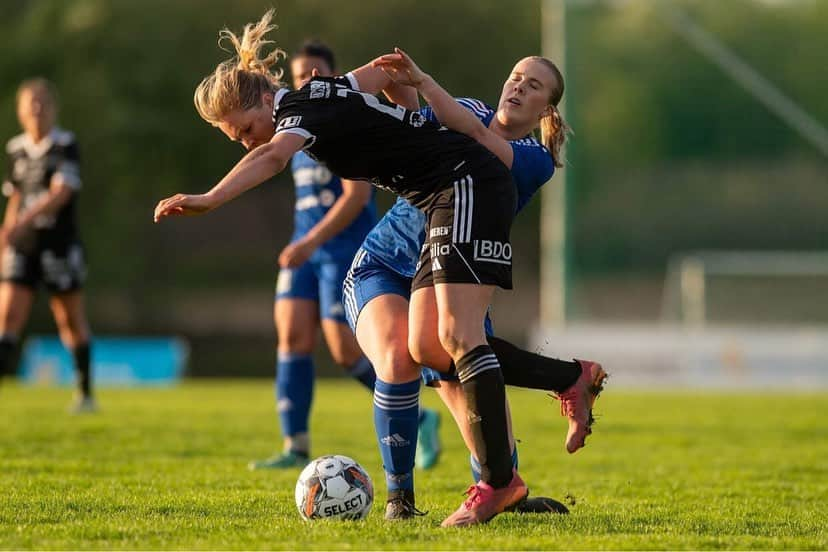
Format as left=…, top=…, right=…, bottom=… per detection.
left=407, top=337, right=429, bottom=368
left=372, top=343, right=419, bottom=383
left=408, top=326, right=441, bottom=369
left=437, top=321, right=477, bottom=360
left=327, top=336, right=362, bottom=368
left=278, top=328, right=315, bottom=355
left=410, top=329, right=458, bottom=371
left=330, top=347, right=361, bottom=368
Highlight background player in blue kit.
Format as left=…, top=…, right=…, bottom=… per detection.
left=248, top=41, right=376, bottom=469
left=0, top=79, right=95, bottom=413
left=343, top=50, right=606, bottom=519
left=249, top=41, right=441, bottom=471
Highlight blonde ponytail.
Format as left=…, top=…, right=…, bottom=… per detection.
left=540, top=105, right=571, bottom=168
left=194, top=9, right=286, bottom=124
left=528, top=56, right=570, bottom=168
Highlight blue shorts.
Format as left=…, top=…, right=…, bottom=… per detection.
left=342, top=249, right=411, bottom=332
left=342, top=248, right=493, bottom=387
left=275, top=257, right=352, bottom=323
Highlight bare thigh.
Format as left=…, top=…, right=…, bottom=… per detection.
left=434, top=282, right=494, bottom=360
left=408, top=286, right=452, bottom=370
left=0, top=282, right=35, bottom=337
left=355, top=293, right=419, bottom=384
left=320, top=318, right=364, bottom=367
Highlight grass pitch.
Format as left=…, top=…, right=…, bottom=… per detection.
left=1, top=380, right=826, bottom=550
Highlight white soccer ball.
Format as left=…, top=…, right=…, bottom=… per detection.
left=295, top=454, right=374, bottom=520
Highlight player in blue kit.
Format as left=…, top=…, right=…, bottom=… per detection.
left=236, top=41, right=441, bottom=471
left=248, top=41, right=377, bottom=470
left=342, top=49, right=606, bottom=520
left=249, top=41, right=440, bottom=471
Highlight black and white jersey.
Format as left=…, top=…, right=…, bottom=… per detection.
left=272, top=74, right=496, bottom=208
left=3, top=127, right=81, bottom=245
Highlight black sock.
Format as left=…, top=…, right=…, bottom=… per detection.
left=456, top=345, right=513, bottom=488
left=72, top=343, right=92, bottom=398
left=487, top=336, right=582, bottom=393
left=0, top=335, right=19, bottom=378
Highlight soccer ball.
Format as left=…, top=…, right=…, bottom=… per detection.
left=295, top=455, right=373, bottom=520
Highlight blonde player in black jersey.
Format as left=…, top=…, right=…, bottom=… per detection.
left=154, top=10, right=528, bottom=526
left=0, top=79, right=94, bottom=413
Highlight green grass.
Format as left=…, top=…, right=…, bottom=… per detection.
left=1, top=380, right=827, bottom=550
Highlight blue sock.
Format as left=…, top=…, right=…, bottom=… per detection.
left=275, top=352, right=315, bottom=450
left=373, top=378, right=420, bottom=492
left=346, top=355, right=376, bottom=391
left=471, top=447, right=519, bottom=483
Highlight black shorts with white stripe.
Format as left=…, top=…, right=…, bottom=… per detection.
left=412, top=158, right=516, bottom=291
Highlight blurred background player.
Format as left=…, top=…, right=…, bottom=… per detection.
left=248, top=41, right=441, bottom=470
left=0, top=78, right=94, bottom=413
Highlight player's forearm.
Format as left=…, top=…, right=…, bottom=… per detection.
left=15, top=187, right=72, bottom=228
left=2, top=193, right=20, bottom=229
left=349, top=64, right=394, bottom=95
left=383, top=80, right=419, bottom=111
left=417, top=75, right=488, bottom=142
left=304, top=187, right=369, bottom=247
left=206, top=143, right=288, bottom=207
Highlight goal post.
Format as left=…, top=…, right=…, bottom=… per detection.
left=539, top=0, right=570, bottom=328
left=662, top=250, right=828, bottom=327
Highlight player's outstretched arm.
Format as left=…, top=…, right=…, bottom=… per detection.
left=382, top=80, right=420, bottom=111
left=346, top=63, right=395, bottom=96
left=374, top=48, right=514, bottom=168
left=153, top=132, right=304, bottom=222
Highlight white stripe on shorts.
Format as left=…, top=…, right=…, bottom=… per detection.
left=452, top=176, right=474, bottom=244
left=465, top=175, right=474, bottom=243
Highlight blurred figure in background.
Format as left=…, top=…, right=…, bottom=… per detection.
left=0, top=78, right=94, bottom=413
left=249, top=41, right=441, bottom=471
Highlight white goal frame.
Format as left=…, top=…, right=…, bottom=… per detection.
left=662, top=250, right=828, bottom=326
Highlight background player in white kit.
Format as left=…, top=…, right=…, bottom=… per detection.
left=0, top=78, right=95, bottom=413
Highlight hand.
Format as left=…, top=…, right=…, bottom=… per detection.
left=153, top=193, right=216, bottom=222
left=2, top=224, right=25, bottom=248
left=278, top=238, right=317, bottom=268
left=371, top=47, right=427, bottom=87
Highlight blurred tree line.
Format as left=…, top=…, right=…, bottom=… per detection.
left=565, top=0, right=827, bottom=278
left=0, top=0, right=825, bottom=340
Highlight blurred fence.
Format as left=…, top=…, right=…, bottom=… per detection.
left=530, top=325, right=828, bottom=389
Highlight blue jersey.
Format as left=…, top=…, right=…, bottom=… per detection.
left=359, top=98, right=555, bottom=278
left=290, top=151, right=377, bottom=262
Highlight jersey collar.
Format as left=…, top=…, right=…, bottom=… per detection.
left=273, top=88, right=289, bottom=110
left=19, top=128, right=61, bottom=159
